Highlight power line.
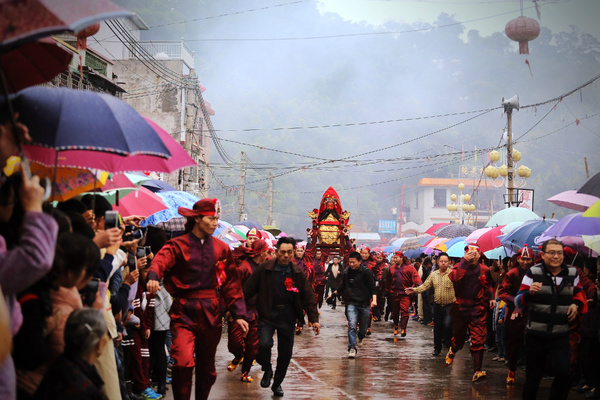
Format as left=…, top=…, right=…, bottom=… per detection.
left=180, top=3, right=551, bottom=42
left=149, top=1, right=309, bottom=29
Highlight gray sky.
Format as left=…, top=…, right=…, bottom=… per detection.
left=318, top=0, right=600, bottom=40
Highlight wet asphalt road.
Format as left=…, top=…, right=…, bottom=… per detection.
left=162, top=304, right=579, bottom=399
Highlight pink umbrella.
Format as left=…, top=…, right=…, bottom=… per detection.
left=547, top=190, right=599, bottom=212
left=113, top=186, right=167, bottom=217
left=466, top=227, right=494, bottom=243
left=425, top=237, right=450, bottom=249
left=23, top=118, right=196, bottom=174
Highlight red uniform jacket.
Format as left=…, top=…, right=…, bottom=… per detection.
left=449, top=258, right=495, bottom=308
left=148, top=233, right=247, bottom=326
left=498, top=267, right=528, bottom=314
left=383, top=263, right=422, bottom=296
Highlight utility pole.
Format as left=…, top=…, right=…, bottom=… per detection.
left=238, top=152, right=246, bottom=222
left=502, top=94, right=519, bottom=207
left=266, top=172, right=274, bottom=226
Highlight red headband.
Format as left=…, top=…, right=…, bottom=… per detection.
left=247, top=239, right=269, bottom=257
left=394, top=251, right=404, bottom=257
left=178, top=198, right=220, bottom=218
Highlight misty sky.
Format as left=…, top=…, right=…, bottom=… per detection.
left=124, top=0, right=600, bottom=234
left=318, top=0, right=600, bottom=40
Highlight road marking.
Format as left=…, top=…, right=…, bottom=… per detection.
left=291, top=359, right=358, bottom=400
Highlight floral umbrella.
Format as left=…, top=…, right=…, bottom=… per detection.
left=140, top=191, right=200, bottom=227
left=29, top=161, right=108, bottom=202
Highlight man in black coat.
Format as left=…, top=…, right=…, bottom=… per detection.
left=244, top=237, right=320, bottom=397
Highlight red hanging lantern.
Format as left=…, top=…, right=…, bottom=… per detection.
left=505, top=16, right=540, bottom=55
left=75, top=23, right=100, bottom=78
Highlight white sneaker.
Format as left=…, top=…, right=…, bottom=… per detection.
left=348, top=348, right=357, bottom=359
left=357, top=338, right=364, bottom=347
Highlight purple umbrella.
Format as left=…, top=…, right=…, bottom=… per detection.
left=537, top=213, right=600, bottom=252
left=15, top=87, right=171, bottom=158
left=547, top=190, right=599, bottom=212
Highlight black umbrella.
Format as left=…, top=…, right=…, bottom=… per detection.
left=435, top=224, right=477, bottom=239
left=577, top=171, right=600, bottom=198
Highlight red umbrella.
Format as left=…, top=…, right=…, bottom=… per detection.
left=0, top=0, right=131, bottom=50
left=425, top=223, right=451, bottom=235
left=0, top=37, right=72, bottom=93
left=113, top=186, right=167, bottom=218
left=475, top=226, right=505, bottom=253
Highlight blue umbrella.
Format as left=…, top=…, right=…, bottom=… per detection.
left=499, top=218, right=557, bottom=253
left=447, top=240, right=468, bottom=258
left=141, top=191, right=200, bottom=227
left=484, top=247, right=509, bottom=260
left=391, top=237, right=409, bottom=248
left=142, top=179, right=177, bottom=193
left=14, top=87, right=171, bottom=157
left=441, top=236, right=467, bottom=251
left=404, top=248, right=422, bottom=259
left=384, top=245, right=395, bottom=252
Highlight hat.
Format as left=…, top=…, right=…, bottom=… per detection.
left=394, top=251, right=404, bottom=257
left=178, top=198, right=220, bottom=218
left=517, top=244, right=534, bottom=259
left=247, top=227, right=262, bottom=239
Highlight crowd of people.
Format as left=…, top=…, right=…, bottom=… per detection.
left=1, top=119, right=600, bottom=400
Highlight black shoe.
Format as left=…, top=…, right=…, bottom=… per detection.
left=332, top=305, right=336, bottom=309
left=432, top=350, right=441, bottom=356
left=260, top=370, right=273, bottom=388
left=272, top=385, right=284, bottom=397
left=156, top=384, right=167, bottom=396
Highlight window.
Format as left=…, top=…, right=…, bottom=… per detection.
left=434, top=189, right=446, bottom=208
left=415, top=192, right=419, bottom=209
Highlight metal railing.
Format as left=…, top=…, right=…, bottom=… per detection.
left=134, top=41, right=194, bottom=69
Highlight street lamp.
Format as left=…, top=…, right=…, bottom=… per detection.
left=447, top=182, right=476, bottom=225
left=484, top=94, right=532, bottom=206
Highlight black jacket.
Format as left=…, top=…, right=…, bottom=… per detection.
left=244, top=259, right=319, bottom=324
left=337, top=266, right=376, bottom=306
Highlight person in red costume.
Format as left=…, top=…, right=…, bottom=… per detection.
left=497, top=245, right=534, bottom=385
left=371, top=252, right=387, bottom=321
left=383, top=251, right=421, bottom=337
left=359, top=247, right=376, bottom=334
left=232, top=227, right=263, bottom=264
left=226, top=239, right=271, bottom=382
left=293, top=244, right=314, bottom=335
left=146, top=199, right=249, bottom=400
left=445, top=244, right=495, bottom=382
left=312, top=250, right=327, bottom=311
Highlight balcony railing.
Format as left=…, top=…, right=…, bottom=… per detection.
left=133, top=41, right=194, bottom=69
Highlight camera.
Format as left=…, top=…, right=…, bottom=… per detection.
left=80, top=278, right=100, bottom=307
left=135, top=247, right=147, bottom=259
left=124, top=226, right=144, bottom=242
left=104, top=210, right=120, bottom=229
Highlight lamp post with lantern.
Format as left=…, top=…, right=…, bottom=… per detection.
left=447, top=182, right=476, bottom=225
left=485, top=94, right=532, bottom=207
